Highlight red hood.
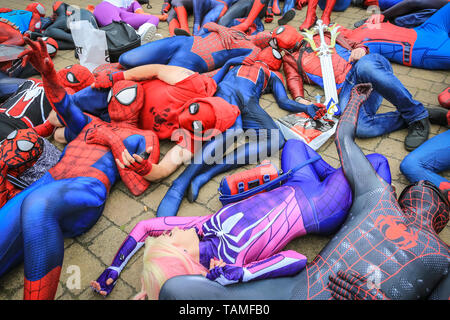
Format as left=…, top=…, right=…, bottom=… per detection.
left=178, top=96, right=240, bottom=141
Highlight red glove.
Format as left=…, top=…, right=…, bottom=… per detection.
left=125, top=158, right=153, bottom=176
left=19, top=37, right=65, bottom=103
left=92, top=70, right=125, bottom=89
left=313, top=103, right=327, bottom=120
left=0, top=8, right=12, bottom=13
left=85, top=125, right=116, bottom=146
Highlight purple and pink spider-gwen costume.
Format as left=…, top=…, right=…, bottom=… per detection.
left=93, top=138, right=391, bottom=295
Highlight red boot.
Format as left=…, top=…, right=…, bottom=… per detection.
left=174, top=5, right=190, bottom=35
left=296, top=0, right=308, bottom=10
left=168, top=18, right=180, bottom=36
left=438, top=87, right=450, bottom=109
left=233, top=0, right=266, bottom=32
left=265, top=5, right=274, bottom=23
left=24, top=266, right=61, bottom=300
left=273, top=0, right=281, bottom=15
left=321, top=0, right=336, bottom=26
left=299, top=0, right=319, bottom=30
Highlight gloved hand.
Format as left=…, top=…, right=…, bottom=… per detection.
left=91, top=70, right=125, bottom=89
left=19, top=37, right=65, bottom=103
left=207, top=264, right=244, bottom=286
left=327, top=270, right=389, bottom=300
left=90, top=267, right=120, bottom=297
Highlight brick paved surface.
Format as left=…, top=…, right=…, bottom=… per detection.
left=0, top=0, right=448, bottom=300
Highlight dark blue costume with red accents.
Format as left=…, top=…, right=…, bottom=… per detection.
left=156, top=47, right=325, bottom=217
left=192, top=0, right=236, bottom=35
left=159, top=84, right=450, bottom=301
left=0, top=39, right=159, bottom=299
left=119, top=23, right=271, bottom=73
left=343, top=3, right=450, bottom=70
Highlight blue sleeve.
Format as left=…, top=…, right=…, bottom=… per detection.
left=269, top=72, right=310, bottom=113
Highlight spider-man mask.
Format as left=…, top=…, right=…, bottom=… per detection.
left=107, top=80, right=144, bottom=125
left=40, top=36, right=58, bottom=58
left=57, top=64, right=94, bottom=93
left=398, top=180, right=449, bottom=234
left=255, top=46, right=283, bottom=71
left=270, top=25, right=302, bottom=52
left=0, top=128, right=44, bottom=176
left=178, top=97, right=240, bottom=141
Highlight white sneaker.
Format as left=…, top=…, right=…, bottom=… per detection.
left=137, top=23, right=157, bottom=45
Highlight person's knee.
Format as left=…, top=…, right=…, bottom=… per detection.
left=400, top=152, right=423, bottom=183
left=53, top=128, right=67, bottom=144
left=355, top=121, right=381, bottom=138
left=21, top=193, right=52, bottom=234
left=48, top=110, right=62, bottom=127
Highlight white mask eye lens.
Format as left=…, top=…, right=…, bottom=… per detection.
left=37, top=4, right=45, bottom=15
left=272, top=48, right=282, bottom=59
left=107, top=89, right=113, bottom=104
left=17, top=140, right=34, bottom=152
left=115, top=86, right=137, bottom=106
left=66, top=72, right=79, bottom=83
left=276, top=26, right=285, bottom=34
left=46, top=44, right=56, bottom=55
left=7, top=130, right=17, bottom=140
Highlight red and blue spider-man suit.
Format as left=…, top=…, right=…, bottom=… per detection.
left=340, top=3, right=450, bottom=70
left=118, top=22, right=272, bottom=73
left=0, top=38, right=159, bottom=300
left=92, top=137, right=391, bottom=296
left=156, top=45, right=327, bottom=217
left=159, top=84, right=450, bottom=300
left=0, top=64, right=94, bottom=208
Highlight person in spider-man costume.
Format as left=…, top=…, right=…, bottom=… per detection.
left=274, top=24, right=430, bottom=150
left=400, top=91, right=449, bottom=204
left=0, top=37, right=160, bottom=300
left=90, top=136, right=391, bottom=298
left=118, top=22, right=272, bottom=72
left=162, top=0, right=194, bottom=35
left=0, top=64, right=94, bottom=210
left=156, top=45, right=327, bottom=217
left=341, top=3, right=450, bottom=70
left=353, top=0, right=449, bottom=29
left=0, top=63, right=94, bottom=143
left=158, top=83, right=450, bottom=301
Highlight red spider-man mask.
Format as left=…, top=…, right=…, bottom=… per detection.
left=255, top=46, right=283, bottom=71
left=57, top=64, right=94, bottom=93
left=399, top=180, right=449, bottom=234
left=107, top=80, right=144, bottom=125
left=26, top=2, right=46, bottom=17
left=40, top=36, right=58, bottom=58
left=178, top=97, right=241, bottom=141
left=271, top=25, right=303, bottom=52
left=0, top=128, right=44, bottom=177
left=178, top=100, right=216, bottom=138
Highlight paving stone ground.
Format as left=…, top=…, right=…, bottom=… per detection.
left=0, top=0, right=448, bottom=300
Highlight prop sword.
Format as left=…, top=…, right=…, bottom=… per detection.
left=301, top=20, right=341, bottom=119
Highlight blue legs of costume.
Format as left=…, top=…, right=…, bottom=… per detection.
left=400, top=130, right=450, bottom=191
left=412, top=3, right=450, bottom=70
left=339, top=53, right=428, bottom=138
left=187, top=97, right=285, bottom=202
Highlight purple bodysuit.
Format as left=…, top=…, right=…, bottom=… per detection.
left=93, top=139, right=391, bottom=295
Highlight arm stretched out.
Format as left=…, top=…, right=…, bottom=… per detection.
left=91, top=215, right=211, bottom=296
left=334, top=83, right=387, bottom=197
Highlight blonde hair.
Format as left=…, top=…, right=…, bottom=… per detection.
left=134, top=235, right=207, bottom=300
